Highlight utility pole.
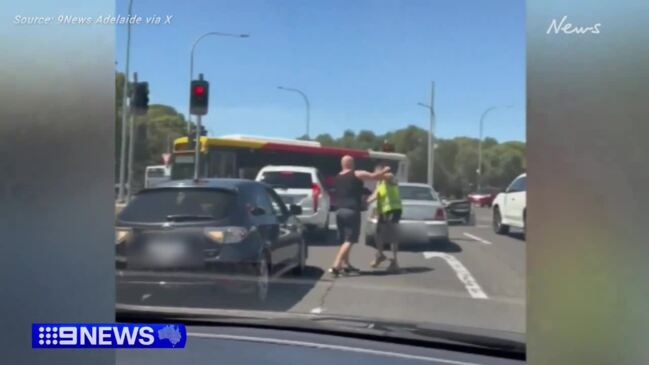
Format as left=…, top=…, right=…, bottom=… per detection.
left=126, top=72, right=137, bottom=201
left=117, top=0, right=134, bottom=203
left=417, top=81, right=436, bottom=188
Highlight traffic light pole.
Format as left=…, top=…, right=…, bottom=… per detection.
left=126, top=72, right=138, bottom=201
left=117, top=0, right=134, bottom=204
left=193, top=73, right=204, bottom=181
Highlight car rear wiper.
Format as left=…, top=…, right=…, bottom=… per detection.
left=165, top=214, right=216, bottom=222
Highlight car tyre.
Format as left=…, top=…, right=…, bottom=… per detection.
left=493, top=207, right=510, bottom=235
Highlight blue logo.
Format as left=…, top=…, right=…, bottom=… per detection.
left=32, top=323, right=186, bottom=348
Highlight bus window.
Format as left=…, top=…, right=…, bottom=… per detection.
left=208, top=149, right=237, bottom=178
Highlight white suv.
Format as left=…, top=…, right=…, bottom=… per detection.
left=256, top=166, right=331, bottom=236
left=492, top=173, right=526, bottom=236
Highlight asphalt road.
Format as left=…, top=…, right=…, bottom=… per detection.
left=117, top=207, right=525, bottom=334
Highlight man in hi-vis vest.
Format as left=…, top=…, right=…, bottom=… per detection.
left=367, top=163, right=403, bottom=272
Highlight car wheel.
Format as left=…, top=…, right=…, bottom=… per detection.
left=253, top=252, right=270, bottom=303
left=292, top=239, right=307, bottom=275
left=493, top=207, right=510, bottom=235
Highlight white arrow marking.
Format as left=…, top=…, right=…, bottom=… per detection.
left=423, top=252, right=488, bottom=299
left=463, top=232, right=492, bottom=245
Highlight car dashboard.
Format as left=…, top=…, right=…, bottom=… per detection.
left=117, top=325, right=525, bottom=365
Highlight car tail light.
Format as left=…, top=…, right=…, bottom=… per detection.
left=204, top=227, right=249, bottom=244
left=312, top=183, right=321, bottom=212
left=434, top=208, right=446, bottom=221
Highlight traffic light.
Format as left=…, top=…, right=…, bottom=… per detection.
left=190, top=80, right=209, bottom=115
left=131, top=82, right=149, bottom=115
left=199, top=125, right=207, bottom=136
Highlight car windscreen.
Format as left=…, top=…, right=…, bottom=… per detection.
left=399, top=186, right=437, bottom=201
left=259, top=171, right=313, bottom=189
left=118, top=188, right=236, bottom=223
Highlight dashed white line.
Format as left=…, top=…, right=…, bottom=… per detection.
left=463, top=232, right=492, bottom=245
left=423, top=252, right=488, bottom=299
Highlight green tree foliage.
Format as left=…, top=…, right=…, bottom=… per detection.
left=116, top=73, right=524, bottom=197
left=115, top=72, right=189, bottom=191
left=310, top=125, right=525, bottom=198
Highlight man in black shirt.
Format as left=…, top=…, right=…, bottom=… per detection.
left=329, top=155, right=390, bottom=277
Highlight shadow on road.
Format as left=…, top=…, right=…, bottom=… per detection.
left=398, top=239, right=463, bottom=253
left=116, top=266, right=325, bottom=313
left=354, top=266, right=434, bottom=276
left=508, top=232, right=526, bottom=241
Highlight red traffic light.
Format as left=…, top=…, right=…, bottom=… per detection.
left=193, top=85, right=205, bottom=95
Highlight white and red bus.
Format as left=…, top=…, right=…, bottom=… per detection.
left=170, top=134, right=409, bottom=190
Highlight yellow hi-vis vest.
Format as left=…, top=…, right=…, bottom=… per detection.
left=377, top=180, right=402, bottom=214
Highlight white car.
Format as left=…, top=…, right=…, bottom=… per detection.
left=366, top=183, right=449, bottom=244
left=492, top=173, right=526, bottom=235
left=255, top=166, right=331, bottom=236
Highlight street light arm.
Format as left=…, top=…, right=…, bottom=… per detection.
left=277, top=86, right=311, bottom=138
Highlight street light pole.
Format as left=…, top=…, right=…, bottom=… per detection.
left=277, top=86, right=310, bottom=139
left=418, top=81, right=436, bottom=188
left=187, top=32, right=249, bottom=135
left=117, top=0, right=134, bottom=203
left=477, top=105, right=513, bottom=191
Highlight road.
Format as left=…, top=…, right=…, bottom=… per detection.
left=117, top=207, right=525, bottom=334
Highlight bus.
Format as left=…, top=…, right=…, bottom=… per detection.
left=144, top=165, right=171, bottom=189
left=170, top=135, right=409, bottom=191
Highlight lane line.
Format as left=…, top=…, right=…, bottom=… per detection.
left=188, top=333, right=486, bottom=365
left=422, top=252, right=488, bottom=299
left=462, top=232, right=492, bottom=245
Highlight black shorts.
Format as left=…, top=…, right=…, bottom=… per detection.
left=336, top=208, right=361, bottom=243
left=378, top=209, right=402, bottom=224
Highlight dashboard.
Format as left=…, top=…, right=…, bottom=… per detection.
left=117, top=325, right=524, bottom=365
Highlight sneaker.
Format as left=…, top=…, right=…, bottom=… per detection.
left=370, top=255, right=387, bottom=268
left=343, top=266, right=361, bottom=275
left=387, top=260, right=400, bottom=273
left=328, top=267, right=342, bottom=277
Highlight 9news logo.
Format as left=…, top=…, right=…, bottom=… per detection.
left=32, top=323, right=186, bottom=349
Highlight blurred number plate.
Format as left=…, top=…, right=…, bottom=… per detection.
left=148, top=242, right=187, bottom=263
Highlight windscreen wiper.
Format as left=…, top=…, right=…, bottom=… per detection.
left=165, top=214, right=216, bottom=222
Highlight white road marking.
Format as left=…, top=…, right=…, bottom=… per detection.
left=463, top=232, right=492, bottom=245
left=188, top=333, right=485, bottom=365
left=423, top=252, right=488, bottom=299
left=140, top=293, right=152, bottom=301
left=310, top=307, right=323, bottom=314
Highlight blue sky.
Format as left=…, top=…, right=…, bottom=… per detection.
left=116, top=0, right=525, bottom=142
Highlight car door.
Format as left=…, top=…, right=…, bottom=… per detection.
left=505, top=176, right=526, bottom=227
left=265, top=188, right=301, bottom=269
left=250, top=187, right=280, bottom=261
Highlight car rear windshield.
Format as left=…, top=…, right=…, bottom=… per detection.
left=118, top=188, right=236, bottom=223
left=260, top=171, right=313, bottom=189
left=399, top=186, right=437, bottom=201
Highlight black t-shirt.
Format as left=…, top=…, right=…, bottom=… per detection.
left=334, top=170, right=364, bottom=211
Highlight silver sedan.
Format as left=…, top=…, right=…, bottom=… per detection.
left=365, top=183, right=449, bottom=244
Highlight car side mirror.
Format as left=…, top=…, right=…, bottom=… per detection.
left=289, top=204, right=302, bottom=216
left=250, top=206, right=266, bottom=216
